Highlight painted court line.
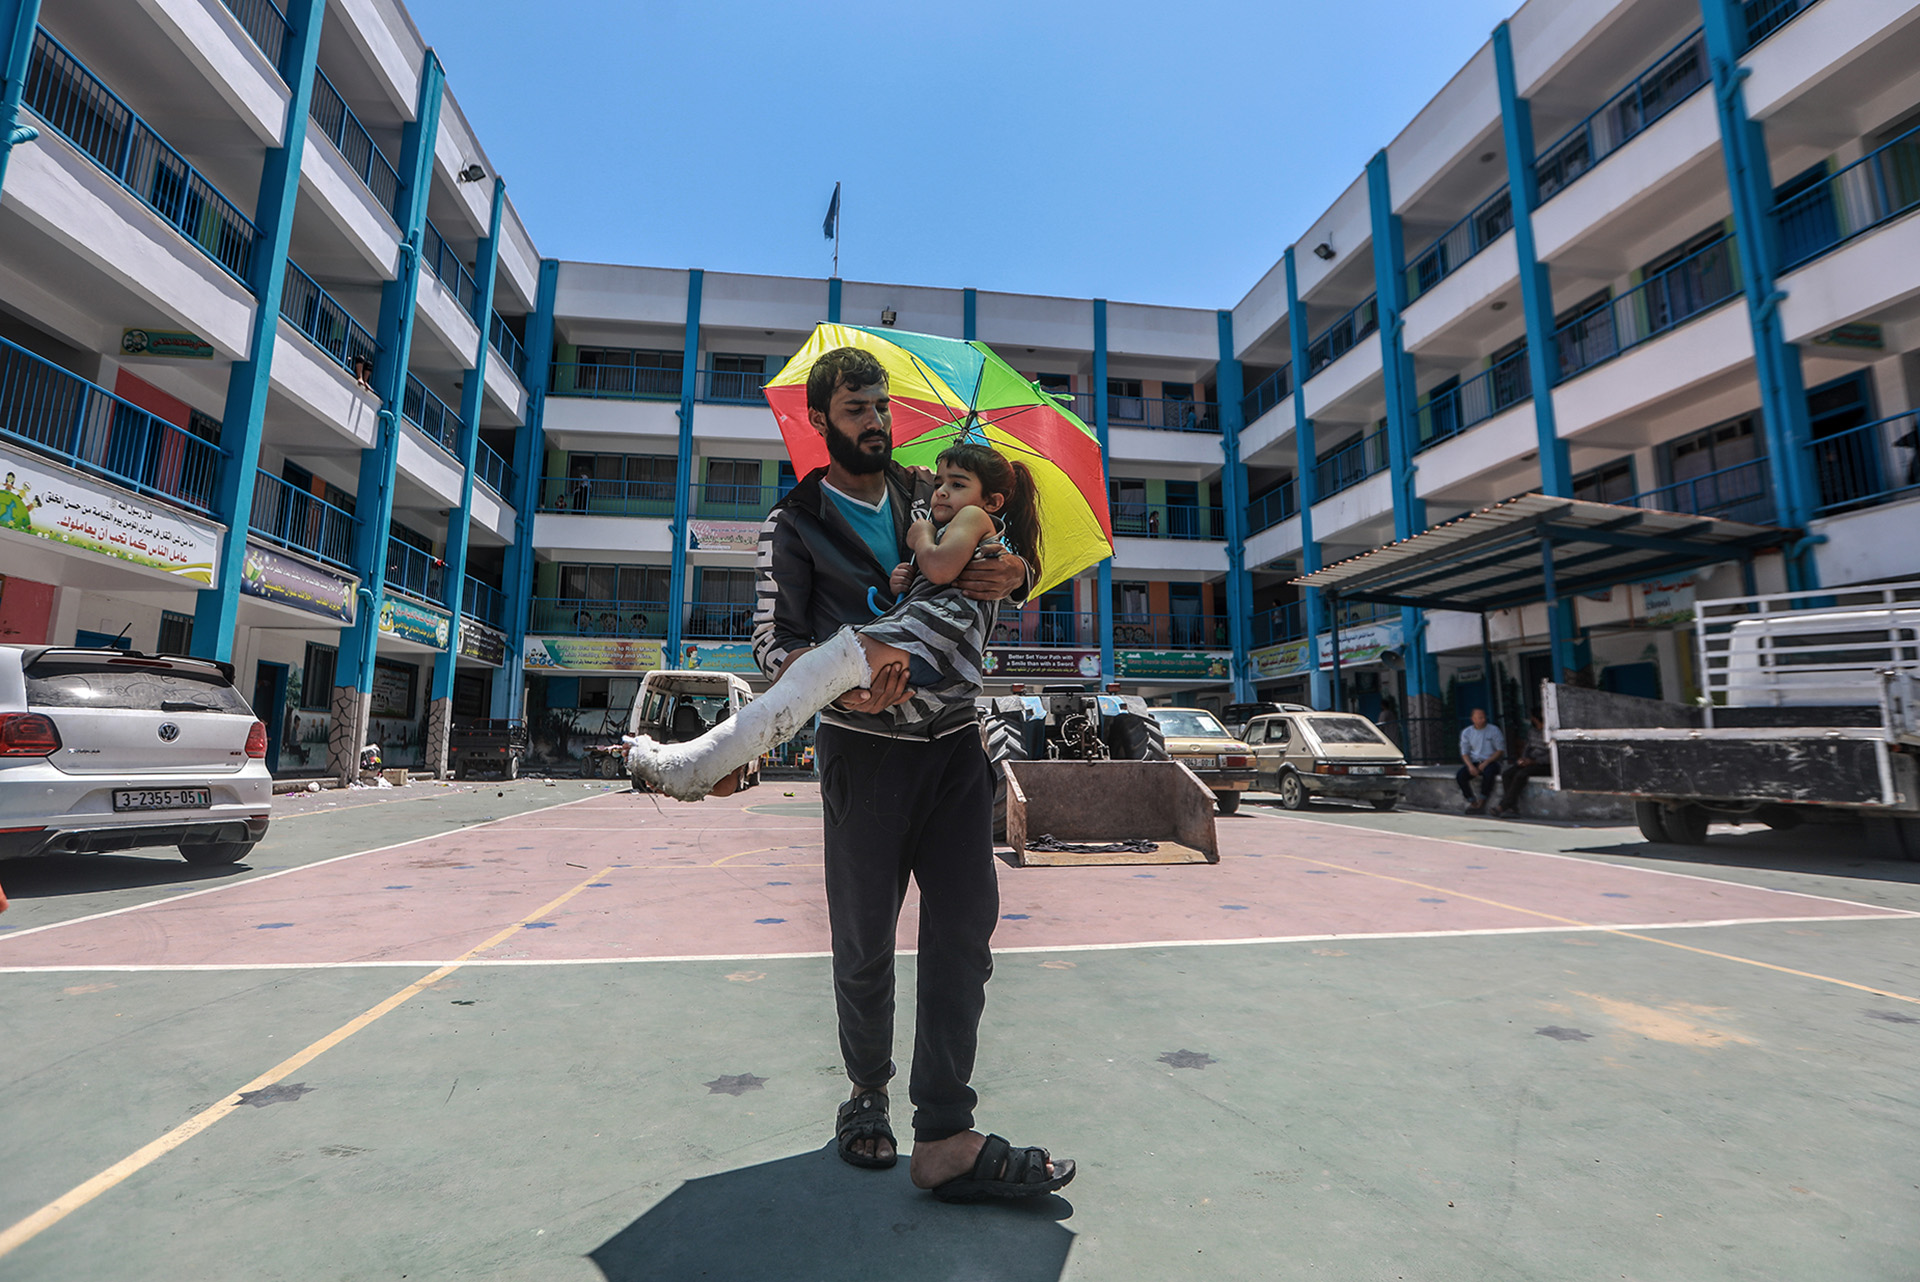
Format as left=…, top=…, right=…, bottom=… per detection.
left=0, top=863, right=619, bottom=1261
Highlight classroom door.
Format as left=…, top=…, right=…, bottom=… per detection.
left=253, top=662, right=288, bottom=773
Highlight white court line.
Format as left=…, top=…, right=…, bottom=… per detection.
left=1, top=911, right=1906, bottom=973
left=1241, top=806, right=1920, bottom=918
left=0, top=793, right=613, bottom=947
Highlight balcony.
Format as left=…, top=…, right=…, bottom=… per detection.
left=475, top=440, right=514, bottom=498
left=385, top=538, right=445, bottom=605
left=488, top=313, right=526, bottom=382
left=1776, top=120, right=1920, bottom=272
left=217, top=0, right=292, bottom=79
left=988, top=609, right=1093, bottom=649
left=308, top=69, right=399, bottom=218
left=539, top=476, right=674, bottom=517
left=1110, top=501, right=1227, bottom=541
left=1109, top=395, right=1221, bottom=433
left=699, top=368, right=772, bottom=406
left=1413, top=349, right=1531, bottom=452
left=1808, top=411, right=1920, bottom=517
left=1251, top=601, right=1303, bottom=648
left=1534, top=29, right=1709, bottom=205
left=550, top=362, right=681, bottom=401
left=462, top=575, right=505, bottom=628
left=1239, top=364, right=1293, bottom=427
left=528, top=597, right=667, bottom=638
left=1304, top=296, right=1378, bottom=380
left=1112, top=613, right=1230, bottom=651
left=249, top=471, right=356, bottom=570
left=281, top=261, right=377, bottom=376
left=423, top=219, right=478, bottom=316
left=1315, top=427, right=1390, bottom=500
left=1743, top=0, right=1821, bottom=48
left=1618, top=457, right=1775, bottom=526
left=1248, top=480, right=1298, bottom=535
left=401, top=374, right=460, bottom=454
left=23, top=29, right=258, bottom=284
left=684, top=602, right=755, bottom=640
left=697, top=482, right=781, bottom=520
left=0, top=334, right=224, bottom=517
left=1554, top=236, right=1739, bottom=382
left=1406, top=187, right=1512, bottom=304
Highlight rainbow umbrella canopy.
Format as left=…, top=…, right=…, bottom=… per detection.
left=764, top=324, right=1112, bottom=597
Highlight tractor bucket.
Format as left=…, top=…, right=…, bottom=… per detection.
left=1002, top=760, right=1219, bottom=867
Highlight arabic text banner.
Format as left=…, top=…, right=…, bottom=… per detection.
left=0, top=444, right=220, bottom=583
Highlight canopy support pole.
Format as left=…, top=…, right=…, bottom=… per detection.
left=1328, top=592, right=1344, bottom=712
left=1479, top=610, right=1496, bottom=730
left=1540, top=536, right=1570, bottom=686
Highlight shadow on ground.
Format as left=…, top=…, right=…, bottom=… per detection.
left=1573, top=826, right=1920, bottom=885
left=590, top=1143, right=1073, bottom=1282
left=0, top=852, right=250, bottom=899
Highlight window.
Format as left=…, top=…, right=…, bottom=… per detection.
left=186, top=409, right=222, bottom=445
left=556, top=564, right=671, bottom=604
left=391, top=521, right=434, bottom=554
left=578, top=676, right=611, bottom=710
left=576, top=347, right=682, bottom=397
left=1107, top=378, right=1144, bottom=422
left=1659, top=415, right=1769, bottom=520
left=691, top=568, right=757, bottom=638
left=1036, top=373, right=1073, bottom=394
left=1572, top=459, right=1635, bottom=505
left=157, top=610, right=193, bottom=655
left=705, top=458, right=762, bottom=490
left=302, top=644, right=336, bottom=710
left=709, top=353, right=764, bottom=373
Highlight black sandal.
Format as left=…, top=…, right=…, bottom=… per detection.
left=835, top=1089, right=897, bottom=1170
left=929, top=1134, right=1075, bottom=1202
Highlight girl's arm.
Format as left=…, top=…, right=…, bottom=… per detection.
left=906, top=507, right=996, bottom=585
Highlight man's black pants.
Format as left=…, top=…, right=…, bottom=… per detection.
left=1457, top=759, right=1503, bottom=801
left=817, top=722, right=998, bottom=1142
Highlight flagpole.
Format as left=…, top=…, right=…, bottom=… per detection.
left=833, top=189, right=840, bottom=278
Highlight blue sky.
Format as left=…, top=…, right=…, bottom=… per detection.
left=410, top=0, right=1519, bottom=309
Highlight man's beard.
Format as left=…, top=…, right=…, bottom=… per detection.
left=826, top=420, right=890, bottom=475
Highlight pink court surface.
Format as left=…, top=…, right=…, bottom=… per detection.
left=1, top=779, right=1917, bottom=1281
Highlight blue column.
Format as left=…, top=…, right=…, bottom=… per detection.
left=665, top=268, right=703, bottom=660
left=827, top=276, right=841, bottom=324
left=0, top=0, right=43, bottom=197
left=189, top=0, right=326, bottom=661
left=1699, top=0, right=1819, bottom=588
left=430, top=177, right=506, bottom=717
left=1093, top=299, right=1114, bottom=685
left=1284, top=249, right=1331, bottom=709
left=1492, top=23, right=1574, bottom=499
left=963, top=287, right=977, bottom=341
left=332, top=53, right=445, bottom=769
left=1216, top=310, right=1254, bottom=702
left=490, top=258, right=558, bottom=720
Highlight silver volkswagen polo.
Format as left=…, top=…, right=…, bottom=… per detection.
left=0, top=646, right=272, bottom=864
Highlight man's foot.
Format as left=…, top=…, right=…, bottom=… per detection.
left=837, top=1085, right=896, bottom=1167
left=913, top=1131, right=1074, bottom=1202
left=1465, top=799, right=1484, bottom=814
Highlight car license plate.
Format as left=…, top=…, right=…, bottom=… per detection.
left=113, top=788, right=212, bottom=812
left=1185, top=756, right=1217, bottom=769
left=1349, top=766, right=1385, bottom=775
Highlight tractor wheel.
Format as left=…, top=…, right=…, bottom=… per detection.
left=1215, top=790, right=1241, bottom=816
left=986, top=716, right=1030, bottom=842
left=1107, top=713, right=1169, bottom=762
left=1633, top=801, right=1668, bottom=844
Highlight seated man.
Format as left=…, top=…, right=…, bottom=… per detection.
left=1491, top=711, right=1548, bottom=817
left=1455, top=707, right=1505, bottom=813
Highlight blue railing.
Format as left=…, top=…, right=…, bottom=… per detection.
left=401, top=374, right=460, bottom=453
left=1111, top=613, right=1230, bottom=650
left=540, top=476, right=675, bottom=516
left=1554, top=235, right=1739, bottom=381
left=384, top=538, right=444, bottom=603
left=1314, top=427, right=1390, bottom=500
left=529, top=597, right=668, bottom=638
left=475, top=440, right=513, bottom=497
left=1407, top=186, right=1513, bottom=303
left=488, top=313, right=526, bottom=381
left=1110, top=395, right=1220, bottom=433
left=699, top=368, right=773, bottom=405
left=1239, top=364, right=1293, bottom=426
left=1619, top=457, right=1774, bottom=526
left=1247, top=479, right=1298, bottom=534
left=549, top=362, right=682, bottom=400
left=250, top=471, right=356, bottom=569
left=1535, top=29, right=1709, bottom=204
left=308, top=69, right=399, bottom=218
left=423, top=219, right=479, bottom=316
left=0, top=334, right=225, bottom=516
left=697, top=482, right=780, bottom=517
left=1807, top=411, right=1920, bottom=516
left=1414, top=349, right=1532, bottom=452
left=24, top=30, right=258, bottom=284
left=462, top=576, right=505, bottom=628
left=281, top=261, right=378, bottom=378
left=1110, top=501, right=1227, bottom=541
left=1252, top=601, right=1304, bottom=648
left=684, top=602, right=756, bottom=640
left=1775, top=121, right=1920, bottom=271
left=1743, top=0, right=1821, bottom=47
left=987, top=609, right=1091, bottom=649
left=1305, top=296, right=1378, bottom=379
left=217, top=0, right=292, bottom=79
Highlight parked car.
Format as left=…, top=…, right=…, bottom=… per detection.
left=0, top=646, right=272, bottom=864
left=1145, top=706, right=1257, bottom=814
left=1244, top=710, right=1408, bottom=811
left=1221, top=701, right=1310, bottom=740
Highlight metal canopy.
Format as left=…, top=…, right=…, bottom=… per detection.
left=1290, top=493, right=1790, bottom=612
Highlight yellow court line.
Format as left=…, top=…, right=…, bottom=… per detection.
left=1271, top=849, right=1920, bottom=1007
left=0, top=865, right=617, bottom=1260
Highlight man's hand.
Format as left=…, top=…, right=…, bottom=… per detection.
left=833, top=660, right=916, bottom=713
left=889, top=562, right=915, bottom=595
left=955, top=544, right=1028, bottom=602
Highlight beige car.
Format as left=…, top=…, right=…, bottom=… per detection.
left=1244, top=711, right=1408, bottom=811
left=1146, top=707, right=1258, bottom=815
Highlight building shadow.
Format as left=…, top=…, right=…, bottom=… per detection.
left=1571, top=825, right=1920, bottom=887
left=0, top=853, right=251, bottom=899
left=590, top=1143, right=1074, bottom=1282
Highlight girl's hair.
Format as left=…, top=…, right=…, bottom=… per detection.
left=935, top=441, right=1043, bottom=589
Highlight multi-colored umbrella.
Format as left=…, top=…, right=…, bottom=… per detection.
left=763, top=324, right=1112, bottom=597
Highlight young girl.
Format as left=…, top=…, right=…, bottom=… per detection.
left=627, top=441, right=1042, bottom=801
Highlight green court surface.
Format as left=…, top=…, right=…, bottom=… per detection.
left=0, top=781, right=1915, bottom=1280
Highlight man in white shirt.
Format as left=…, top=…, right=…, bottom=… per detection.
left=1456, top=707, right=1506, bottom=813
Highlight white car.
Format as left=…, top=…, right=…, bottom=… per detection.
left=0, top=646, right=273, bottom=864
